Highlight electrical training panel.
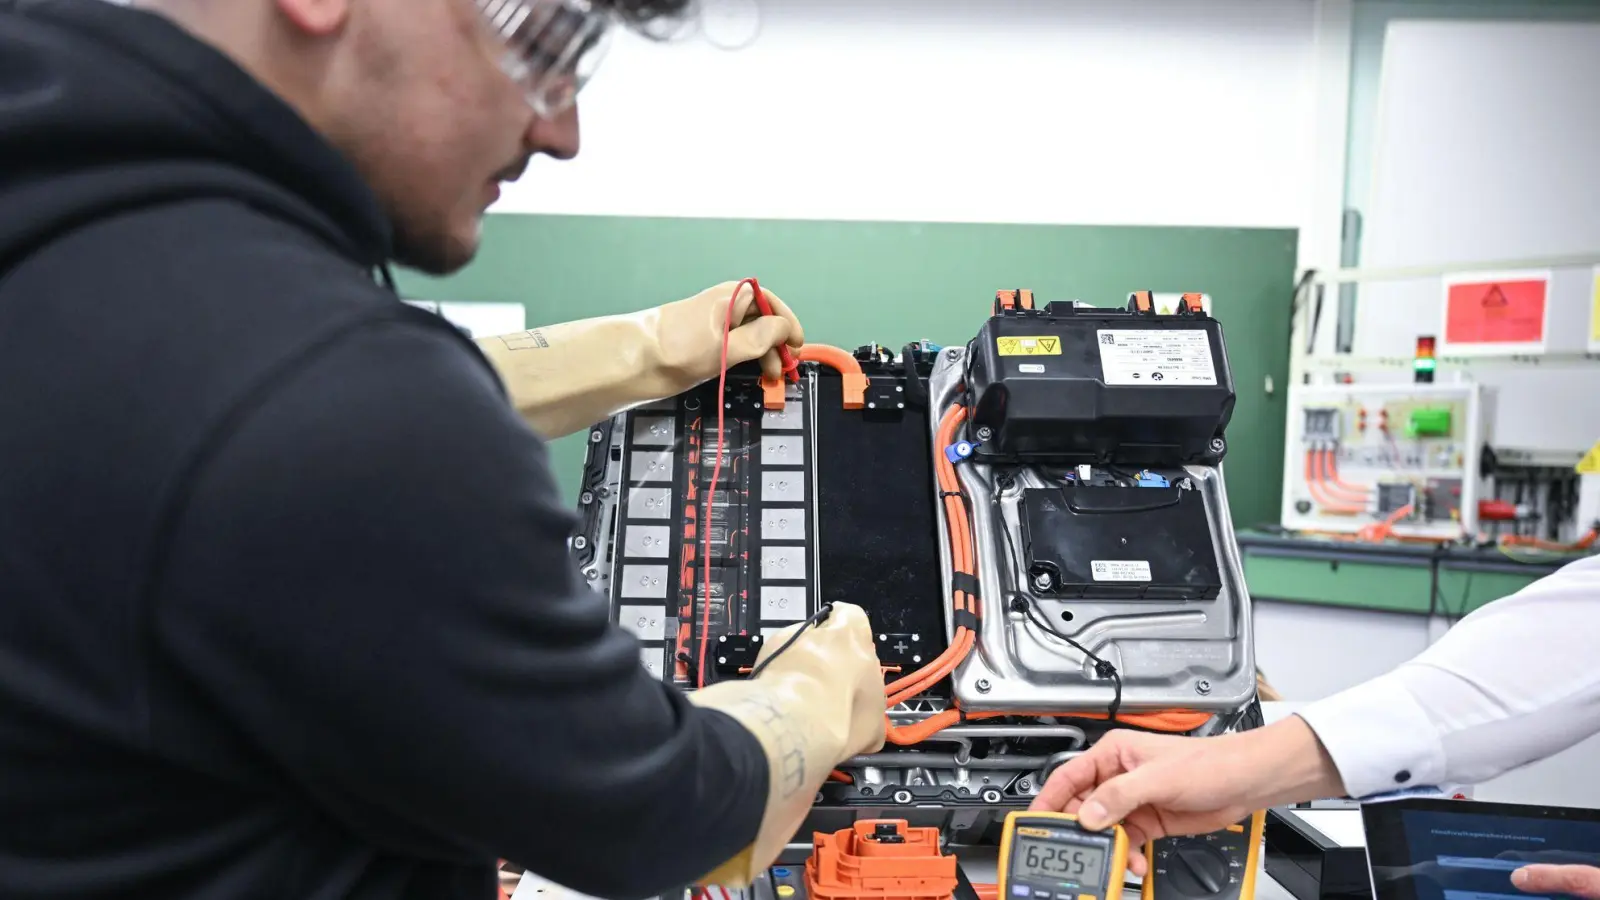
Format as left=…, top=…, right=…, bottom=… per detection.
left=1280, top=384, right=1488, bottom=540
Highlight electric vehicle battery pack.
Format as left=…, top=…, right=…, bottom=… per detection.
left=966, top=305, right=1236, bottom=464
left=1020, top=483, right=1223, bottom=601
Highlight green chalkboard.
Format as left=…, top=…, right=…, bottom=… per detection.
left=396, top=213, right=1297, bottom=528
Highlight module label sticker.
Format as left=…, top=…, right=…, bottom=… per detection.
left=996, top=335, right=1062, bottom=356
left=1091, top=560, right=1153, bottom=582
left=1096, top=329, right=1217, bottom=386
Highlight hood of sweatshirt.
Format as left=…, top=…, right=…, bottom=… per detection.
left=0, top=0, right=394, bottom=274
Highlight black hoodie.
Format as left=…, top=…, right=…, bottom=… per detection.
left=0, top=2, right=765, bottom=898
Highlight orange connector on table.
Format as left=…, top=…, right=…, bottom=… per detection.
left=807, top=820, right=959, bottom=900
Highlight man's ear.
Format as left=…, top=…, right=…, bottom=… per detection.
left=272, top=0, right=350, bottom=35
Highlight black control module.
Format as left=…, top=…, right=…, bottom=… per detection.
left=966, top=302, right=1235, bottom=465
left=1020, top=483, right=1222, bottom=601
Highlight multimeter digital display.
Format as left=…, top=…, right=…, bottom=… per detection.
left=1000, top=811, right=1128, bottom=900
left=1011, top=836, right=1107, bottom=886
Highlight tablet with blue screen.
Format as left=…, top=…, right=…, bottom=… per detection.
left=1362, top=798, right=1600, bottom=900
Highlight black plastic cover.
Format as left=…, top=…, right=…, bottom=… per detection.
left=966, top=304, right=1235, bottom=465
left=1021, top=483, right=1223, bottom=601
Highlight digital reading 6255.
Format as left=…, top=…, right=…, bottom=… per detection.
left=999, top=811, right=1128, bottom=900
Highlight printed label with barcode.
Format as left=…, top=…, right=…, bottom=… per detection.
left=1091, top=560, right=1153, bottom=582
left=1096, top=329, right=1217, bottom=386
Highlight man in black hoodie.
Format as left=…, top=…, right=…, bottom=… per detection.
left=0, top=1, right=887, bottom=898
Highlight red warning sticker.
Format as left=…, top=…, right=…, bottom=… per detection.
left=1440, top=271, right=1550, bottom=355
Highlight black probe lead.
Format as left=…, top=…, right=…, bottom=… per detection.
left=747, top=602, right=835, bottom=679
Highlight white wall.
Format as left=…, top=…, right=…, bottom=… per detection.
left=496, top=0, right=1324, bottom=229
left=1351, top=20, right=1600, bottom=452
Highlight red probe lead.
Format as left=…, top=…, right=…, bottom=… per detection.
left=747, top=281, right=800, bottom=383
left=699, top=277, right=792, bottom=687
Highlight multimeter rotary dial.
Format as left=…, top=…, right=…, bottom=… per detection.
left=1153, top=841, right=1231, bottom=897
left=1144, top=821, right=1259, bottom=900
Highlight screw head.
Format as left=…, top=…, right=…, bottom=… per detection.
left=598, top=486, right=611, bottom=498
left=1210, top=437, right=1226, bottom=453
left=583, top=567, right=598, bottom=581
left=580, top=491, right=595, bottom=505
left=946, top=348, right=962, bottom=361
left=572, top=536, right=588, bottom=550
left=1196, top=679, right=1213, bottom=695
left=983, top=789, right=1003, bottom=804
left=590, top=430, right=603, bottom=444
left=976, top=678, right=992, bottom=693
left=1032, top=572, right=1052, bottom=591
left=976, top=426, right=993, bottom=441
left=1018, top=778, right=1032, bottom=792
left=894, top=790, right=913, bottom=804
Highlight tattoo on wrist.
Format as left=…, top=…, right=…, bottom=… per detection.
left=731, top=695, right=807, bottom=798
left=501, top=329, right=550, bottom=351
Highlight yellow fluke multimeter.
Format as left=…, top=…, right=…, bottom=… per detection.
left=998, top=811, right=1129, bottom=900
left=1140, top=811, right=1267, bottom=900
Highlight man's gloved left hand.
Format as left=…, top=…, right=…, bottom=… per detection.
left=475, top=281, right=805, bottom=439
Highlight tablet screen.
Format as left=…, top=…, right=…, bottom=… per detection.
left=1362, top=798, right=1600, bottom=900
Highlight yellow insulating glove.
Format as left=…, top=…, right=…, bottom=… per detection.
left=475, top=282, right=805, bottom=439
left=686, top=602, right=886, bottom=888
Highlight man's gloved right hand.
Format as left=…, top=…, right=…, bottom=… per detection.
left=685, top=602, right=884, bottom=887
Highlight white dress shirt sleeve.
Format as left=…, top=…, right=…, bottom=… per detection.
left=1294, top=553, right=1600, bottom=799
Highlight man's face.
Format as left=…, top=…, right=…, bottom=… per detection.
left=332, top=0, right=581, bottom=274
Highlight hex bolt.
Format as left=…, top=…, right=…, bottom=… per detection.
left=1032, top=572, right=1052, bottom=591
left=590, top=430, right=603, bottom=444
left=1210, top=437, right=1226, bottom=453
left=976, top=426, right=993, bottom=441
left=573, top=536, right=588, bottom=550
left=1196, top=679, right=1213, bottom=695
left=580, top=491, right=595, bottom=505
left=1018, top=778, right=1033, bottom=792
left=893, top=790, right=913, bottom=804
left=983, top=789, right=1003, bottom=804
left=976, top=678, right=992, bottom=693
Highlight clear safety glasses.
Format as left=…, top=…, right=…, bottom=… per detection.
left=476, top=0, right=616, bottom=118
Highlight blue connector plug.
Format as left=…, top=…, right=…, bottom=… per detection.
left=944, top=440, right=978, bottom=464
left=1136, top=471, right=1170, bottom=488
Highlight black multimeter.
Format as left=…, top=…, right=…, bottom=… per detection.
left=998, top=811, right=1129, bottom=900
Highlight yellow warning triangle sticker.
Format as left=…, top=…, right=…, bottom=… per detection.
left=1040, top=338, right=1058, bottom=352
left=1578, top=441, right=1600, bottom=475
